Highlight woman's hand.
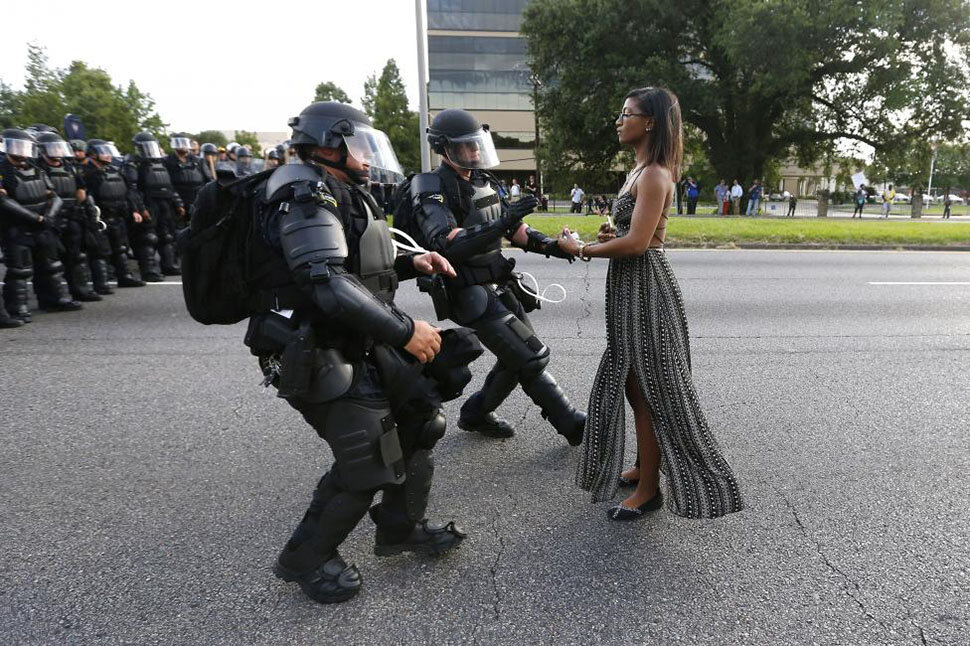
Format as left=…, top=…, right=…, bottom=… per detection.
left=597, top=222, right=617, bottom=242
left=557, top=227, right=581, bottom=257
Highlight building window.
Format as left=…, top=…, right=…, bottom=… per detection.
left=427, top=0, right=531, bottom=31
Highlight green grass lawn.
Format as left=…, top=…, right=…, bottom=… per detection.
left=520, top=215, right=970, bottom=246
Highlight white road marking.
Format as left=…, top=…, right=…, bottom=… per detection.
left=147, top=281, right=183, bottom=285
left=868, top=281, right=970, bottom=285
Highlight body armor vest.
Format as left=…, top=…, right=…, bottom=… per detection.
left=448, top=173, right=510, bottom=286
left=44, top=163, right=79, bottom=208
left=9, top=164, right=50, bottom=214
left=355, top=191, right=398, bottom=303
left=138, top=160, right=176, bottom=199
left=169, top=157, right=205, bottom=191
left=93, top=166, right=129, bottom=213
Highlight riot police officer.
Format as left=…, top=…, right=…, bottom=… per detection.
left=237, top=102, right=474, bottom=604
left=410, top=109, right=585, bottom=444
left=36, top=131, right=102, bottom=302
left=123, top=132, right=183, bottom=277
left=0, top=128, right=82, bottom=320
left=234, top=146, right=254, bottom=176
left=83, top=140, right=146, bottom=288
left=199, top=143, right=219, bottom=182
left=265, top=148, right=281, bottom=169
left=163, top=134, right=207, bottom=215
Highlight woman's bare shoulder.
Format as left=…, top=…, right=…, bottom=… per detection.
left=633, top=164, right=672, bottom=197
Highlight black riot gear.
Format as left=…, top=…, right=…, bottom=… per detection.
left=83, top=158, right=147, bottom=288
left=410, top=159, right=585, bottom=444
left=164, top=150, right=207, bottom=211
left=427, top=109, right=500, bottom=170
left=36, top=132, right=74, bottom=161
left=123, top=138, right=184, bottom=278
left=2, top=128, right=39, bottom=160
left=215, top=149, right=479, bottom=604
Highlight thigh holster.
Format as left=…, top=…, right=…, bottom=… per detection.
left=324, top=399, right=406, bottom=492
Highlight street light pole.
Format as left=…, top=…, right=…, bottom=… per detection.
left=927, top=143, right=938, bottom=199
left=530, top=74, right=542, bottom=193
left=415, top=0, right=431, bottom=172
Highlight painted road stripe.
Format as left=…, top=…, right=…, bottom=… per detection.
left=868, top=281, right=970, bottom=285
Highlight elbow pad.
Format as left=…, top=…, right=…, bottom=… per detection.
left=0, top=195, right=44, bottom=226
left=278, top=186, right=348, bottom=278
left=442, top=220, right=509, bottom=263
left=411, top=173, right=457, bottom=253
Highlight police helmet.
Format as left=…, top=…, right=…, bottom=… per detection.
left=132, top=131, right=164, bottom=159
left=427, top=109, right=500, bottom=170
left=200, top=142, right=219, bottom=155
left=36, top=131, right=73, bottom=159
left=1, top=128, right=39, bottom=158
left=170, top=133, right=193, bottom=152
left=86, top=138, right=122, bottom=162
left=70, top=139, right=86, bottom=152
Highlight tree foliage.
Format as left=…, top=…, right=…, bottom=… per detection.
left=194, top=130, right=228, bottom=147
left=363, top=59, right=420, bottom=174
left=3, top=44, right=167, bottom=152
left=313, top=81, right=351, bottom=104
left=522, top=0, right=970, bottom=187
left=233, top=130, right=262, bottom=156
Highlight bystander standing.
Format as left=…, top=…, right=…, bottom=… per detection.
left=570, top=183, right=585, bottom=213
left=852, top=186, right=867, bottom=218
left=510, top=178, right=521, bottom=202
left=943, top=188, right=952, bottom=219
left=730, top=179, right=743, bottom=214
left=745, top=179, right=763, bottom=216
left=881, top=184, right=895, bottom=218
left=686, top=177, right=699, bottom=214
left=714, top=179, right=729, bottom=215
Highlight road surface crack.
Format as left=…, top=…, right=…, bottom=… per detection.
left=575, top=261, right=592, bottom=339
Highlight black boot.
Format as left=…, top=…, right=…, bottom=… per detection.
left=35, top=267, right=83, bottom=312
left=0, top=298, right=23, bottom=328
left=90, top=259, right=114, bottom=295
left=458, top=367, right=519, bottom=438
left=371, top=514, right=466, bottom=557
left=273, top=552, right=362, bottom=604
left=113, top=256, right=146, bottom=287
left=68, top=259, right=102, bottom=302
left=521, top=370, right=586, bottom=446
left=135, top=248, right=163, bottom=283
left=158, top=242, right=181, bottom=276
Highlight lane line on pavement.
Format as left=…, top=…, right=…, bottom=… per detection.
left=146, top=282, right=183, bottom=285
left=868, top=281, right=970, bottom=285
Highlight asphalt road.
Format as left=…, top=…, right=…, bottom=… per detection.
left=1, top=250, right=968, bottom=646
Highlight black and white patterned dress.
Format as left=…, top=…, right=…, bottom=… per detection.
left=576, top=191, right=744, bottom=518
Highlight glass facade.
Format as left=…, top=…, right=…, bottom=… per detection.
left=427, top=35, right=533, bottom=111
left=427, top=0, right=530, bottom=31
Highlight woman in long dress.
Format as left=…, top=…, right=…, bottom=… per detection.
left=557, top=87, right=744, bottom=521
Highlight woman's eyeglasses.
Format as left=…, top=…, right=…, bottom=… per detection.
left=617, top=112, right=648, bottom=120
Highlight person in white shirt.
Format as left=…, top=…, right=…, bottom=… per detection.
left=570, top=184, right=585, bottom=213
left=729, top=180, right=743, bottom=214
left=510, top=178, right=521, bottom=202
left=881, top=185, right=895, bottom=218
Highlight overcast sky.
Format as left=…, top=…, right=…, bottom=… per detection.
left=0, top=0, right=422, bottom=134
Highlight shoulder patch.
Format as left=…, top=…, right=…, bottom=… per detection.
left=316, top=191, right=339, bottom=210
left=426, top=193, right=445, bottom=203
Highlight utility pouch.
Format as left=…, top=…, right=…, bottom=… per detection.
left=508, top=272, right=541, bottom=313
left=244, top=311, right=297, bottom=355
left=277, top=321, right=315, bottom=399
left=418, top=274, right=452, bottom=321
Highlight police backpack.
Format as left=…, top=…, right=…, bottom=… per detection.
left=177, top=169, right=273, bottom=325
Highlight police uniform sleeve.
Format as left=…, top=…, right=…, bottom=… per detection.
left=515, top=225, right=574, bottom=261
left=410, top=172, right=528, bottom=264
left=278, top=180, right=414, bottom=348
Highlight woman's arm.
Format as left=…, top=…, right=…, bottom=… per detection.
left=562, top=167, right=670, bottom=260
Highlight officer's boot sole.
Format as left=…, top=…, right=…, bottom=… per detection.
left=272, top=560, right=362, bottom=605
left=457, top=416, right=515, bottom=439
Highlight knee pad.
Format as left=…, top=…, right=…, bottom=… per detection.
left=414, top=410, right=446, bottom=450
left=7, top=265, right=33, bottom=280
left=321, top=398, right=406, bottom=492
left=451, top=285, right=492, bottom=326
left=477, top=312, right=549, bottom=375
left=144, top=232, right=159, bottom=247
left=518, top=350, right=551, bottom=379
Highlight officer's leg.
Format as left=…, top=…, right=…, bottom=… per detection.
left=2, top=243, right=33, bottom=322
left=87, top=225, right=114, bottom=295
left=370, top=407, right=465, bottom=556
left=31, top=233, right=81, bottom=312
left=0, top=247, right=25, bottom=328
left=107, top=217, right=145, bottom=287
left=458, top=361, right=519, bottom=437
left=155, top=201, right=180, bottom=275
left=62, top=219, right=100, bottom=301
left=129, top=208, right=162, bottom=282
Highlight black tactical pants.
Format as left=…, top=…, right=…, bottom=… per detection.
left=1, top=227, right=73, bottom=315
left=59, top=215, right=97, bottom=299
left=145, top=197, right=180, bottom=274
left=277, top=360, right=440, bottom=573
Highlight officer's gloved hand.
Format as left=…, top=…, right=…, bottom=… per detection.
left=502, top=195, right=538, bottom=229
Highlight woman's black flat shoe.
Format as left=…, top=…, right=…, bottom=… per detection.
left=607, top=491, right=664, bottom=521
left=617, top=475, right=639, bottom=488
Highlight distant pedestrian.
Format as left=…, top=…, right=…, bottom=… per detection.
left=745, top=179, right=763, bottom=216
left=586, top=195, right=595, bottom=214
left=570, top=183, right=585, bottom=213
left=852, top=186, right=866, bottom=218
left=714, top=179, right=729, bottom=215
left=499, top=179, right=509, bottom=200
left=786, top=192, right=797, bottom=217
left=524, top=175, right=539, bottom=199
left=510, top=178, right=521, bottom=201
left=730, top=179, right=742, bottom=214
left=942, top=188, right=952, bottom=219
left=881, top=184, right=895, bottom=218
left=685, top=177, right=699, bottom=214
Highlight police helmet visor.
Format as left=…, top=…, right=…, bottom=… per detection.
left=137, top=141, right=164, bottom=158
left=170, top=137, right=192, bottom=151
left=92, top=143, right=122, bottom=160
left=3, top=138, right=38, bottom=158
left=441, top=127, right=499, bottom=170
left=342, top=126, right=405, bottom=183
left=42, top=141, right=73, bottom=158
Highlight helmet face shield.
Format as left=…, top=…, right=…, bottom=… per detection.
left=42, top=141, right=73, bottom=158
left=170, top=137, right=192, bottom=151
left=3, top=138, right=38, bottom=158
left=92, top=143, right=122, bottom=161
left=137, top=141, right=164, bottom=158
left=442, top=127, right=499, bottom=170
left=342, top=126, right=405, bottom=183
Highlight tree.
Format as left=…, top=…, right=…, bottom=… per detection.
left=314, top=81, right=351, bottom=104
left=6, top=44, right=167, bottom=153
left=522, top=0, right=970, bottom=188
left=363, top=59, right=420, bottom=174
left=193, top=130, right=228, bottom=147
left=233, top=130, right=262, bottom=156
